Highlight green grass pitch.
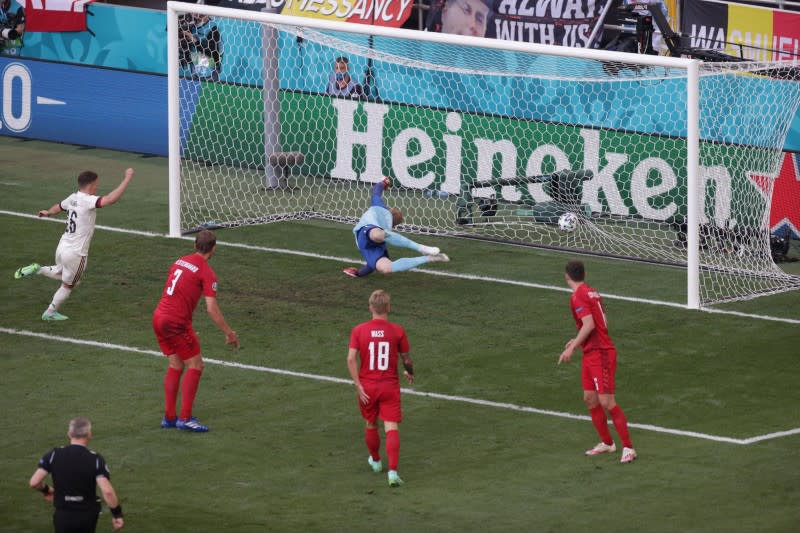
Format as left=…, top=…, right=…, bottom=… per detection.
left=1, top=137, right=799, bottom=532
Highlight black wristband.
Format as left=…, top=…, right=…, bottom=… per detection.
left=39, top=484, right=50, bottom=495
left=110, top=505, right=123, bottom=519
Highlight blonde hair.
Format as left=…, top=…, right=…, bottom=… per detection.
left=68, top=417, right=92, bottom=439
left=369, top=290, right=391, bottom=315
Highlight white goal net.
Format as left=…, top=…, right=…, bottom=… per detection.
left=167, top=2, right=800, bottom=308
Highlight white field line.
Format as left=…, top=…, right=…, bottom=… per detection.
left=2, top=327, right=798, bottom=445
left=2, top=210, right=798, bottom=325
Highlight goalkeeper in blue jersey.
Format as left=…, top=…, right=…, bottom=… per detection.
left=343, top=178, right=449, bottom=278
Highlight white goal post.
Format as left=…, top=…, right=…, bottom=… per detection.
left=166, top=1, right=800, bottom=309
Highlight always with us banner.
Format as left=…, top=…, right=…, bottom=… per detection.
left=426, top=0, right=611, bottom=46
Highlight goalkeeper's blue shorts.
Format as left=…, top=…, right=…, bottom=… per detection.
left=356, top=225, right=390, bottom=269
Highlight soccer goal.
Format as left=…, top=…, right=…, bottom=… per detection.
left=166, top=1, right=800, bottom=309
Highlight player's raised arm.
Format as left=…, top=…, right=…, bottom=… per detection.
left=99, top=168, right=134, bottom=208
left=204, top=295, right=240, bottom=348
left=370, top=176, right=392, bottom=208
left=38, top=203, right=63, bottom=218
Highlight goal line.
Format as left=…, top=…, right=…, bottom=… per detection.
left=2, top=210, right=798, bottom=325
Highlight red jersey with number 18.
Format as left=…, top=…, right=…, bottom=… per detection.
left=349, top=318, right=409, bottom=382
left=154, top=253, right=217, bottom=325
left=570, top=283, right=615, bottom=353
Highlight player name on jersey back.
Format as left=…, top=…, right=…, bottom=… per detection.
left=175, top=259, right=200, bottom=272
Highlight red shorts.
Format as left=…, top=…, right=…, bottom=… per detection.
left=152, top=314, right=200, bottom=361
left=582, top=348, right=617, bottom=394
left=358, top=380, right=402, bottom=424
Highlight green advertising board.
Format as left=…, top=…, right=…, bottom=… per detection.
left=184, top=87, right=773, bottom=229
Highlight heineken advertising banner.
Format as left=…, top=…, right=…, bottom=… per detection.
left=183, top=87, right=785, bottom=231
left=213, top=0, right=413, bottom=27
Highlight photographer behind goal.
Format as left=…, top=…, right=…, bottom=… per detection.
left=0, top=0, right=24, bottom=55
left=177, top=13, right=223, bottom=79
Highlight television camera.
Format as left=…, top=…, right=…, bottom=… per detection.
left=599, top=0, right=747, bottom=69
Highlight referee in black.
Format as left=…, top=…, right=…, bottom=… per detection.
left=29, top=417, right=124, bottom=532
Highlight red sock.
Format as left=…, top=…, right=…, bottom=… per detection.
left=365, top=427, right=381, bottom=460
left=163, top=367, right=182, bottom=420
left=179, top=368, right=203, bottom=420
left=385, top=429, right=400, bottom=471
left=609, top=405, right=633, bottom=449
left=589, top=405, right=613, bottom=445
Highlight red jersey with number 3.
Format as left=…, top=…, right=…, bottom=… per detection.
left=349, top=318, right=409, bottom=382
left=570, top=283, right=615, bottom=352
left=154, top=253, right=217, bottom=325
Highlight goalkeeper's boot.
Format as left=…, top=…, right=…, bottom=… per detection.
left=368, top=456, right=383, bottom=473
left=620, top=447, right=637, bottom=464
left=14, top=263, right=40, bottom=279
left=42, top=311, right=68, bottom=321
left=418, top=245, right=440, bottom=256
left=585, top=442, right=616, bottom=456
left=387, top=470, right=404, bottom=487
left=343, top=267, right=359, bottom=278
left=160, top=417, right=177, bottom=429
left=176, top=417, right=209, bottom=432
left=427, top=253, right=450, bottom=263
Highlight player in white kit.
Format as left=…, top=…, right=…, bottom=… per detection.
left=14, top=168, right=134, bottom=320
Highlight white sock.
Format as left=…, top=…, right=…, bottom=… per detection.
left=418, top=245, right=440, bottom=256
left=38, top=265, right=63, bottom=281
left=427, top=253, right=449, bottom=263
left=45, top=286, right=72, bottom=314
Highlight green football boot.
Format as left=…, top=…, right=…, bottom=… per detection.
left=42, top=311, right=69, bottom=321
left=14, top=263, right=40, bottom=279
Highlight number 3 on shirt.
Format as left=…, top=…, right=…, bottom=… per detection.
left=166, top=269, right=183, bottom=295
left=368, top=341, right=390, bottom=371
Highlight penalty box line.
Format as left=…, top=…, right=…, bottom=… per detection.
left=2, top=210, right=799, bottom=326
left=3, top=327, right=799, bottom=446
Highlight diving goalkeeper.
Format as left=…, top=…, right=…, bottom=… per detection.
left=343, top=178, right=449, bottom=278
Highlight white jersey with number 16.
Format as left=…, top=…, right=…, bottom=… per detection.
left=59, top=191, right=102, bottom=256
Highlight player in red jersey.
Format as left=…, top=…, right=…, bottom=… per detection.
left=347, top=290, right=414, bottom=487
left=152, top=229, right=239, bottom=432
left=558, top=260, right=637, bottom=464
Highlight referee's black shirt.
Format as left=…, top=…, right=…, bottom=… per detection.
left=38, top=445, right=110, bottom=512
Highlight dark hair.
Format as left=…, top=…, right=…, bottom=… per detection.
left=195, top=229, right=217, bottom=254
left=334, top=56, right=349, bottom=65
left=77, top=171, right=98, bottom=188
left=565, top=260, right=585, bottom=282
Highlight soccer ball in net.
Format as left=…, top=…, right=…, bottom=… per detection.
left=558, top=212, right=578, bottom=233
